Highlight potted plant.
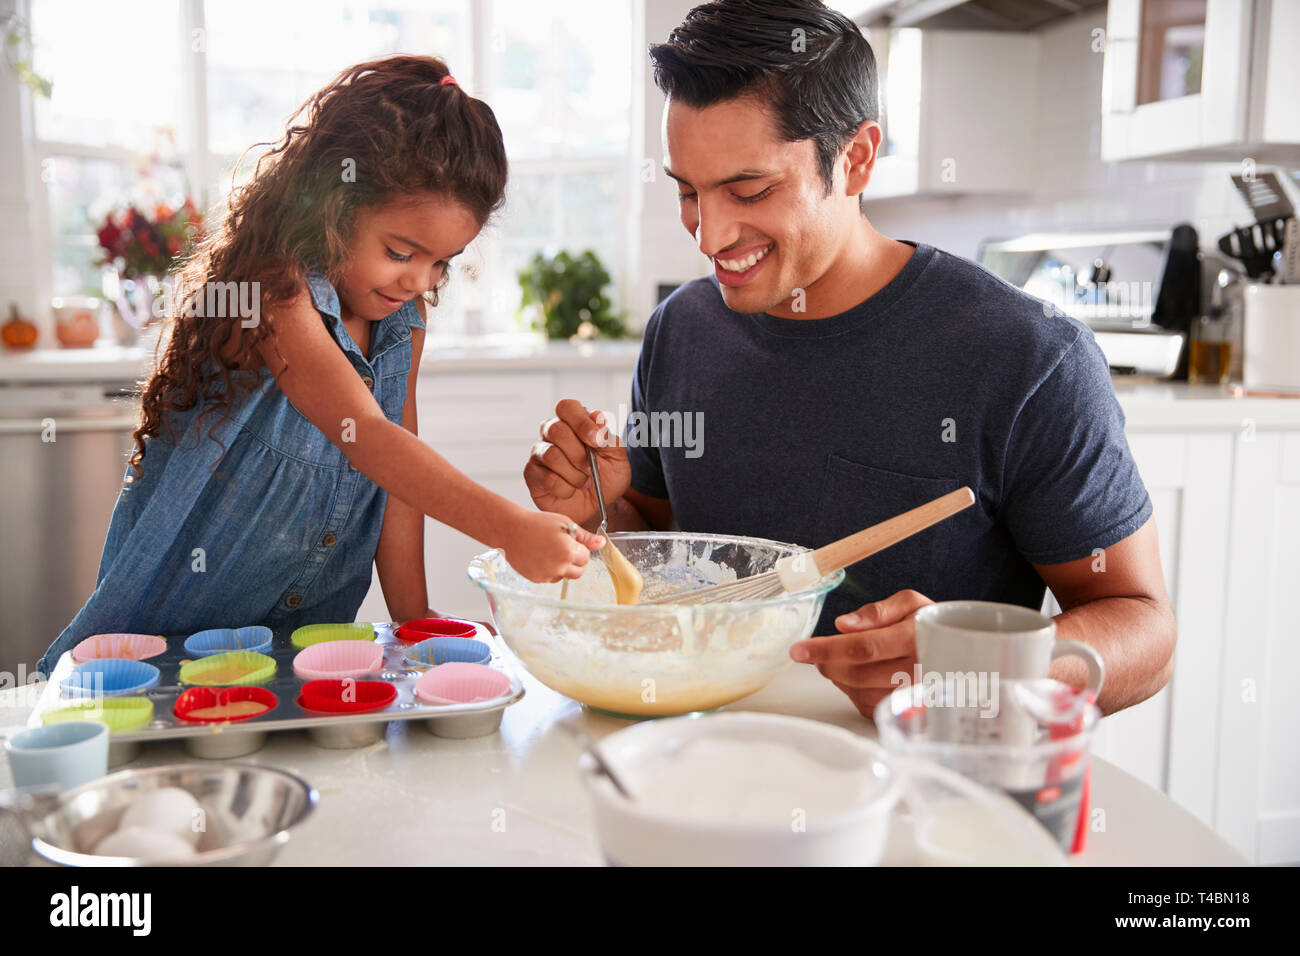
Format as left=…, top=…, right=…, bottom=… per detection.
left=518, top=250, right=625, bottom=341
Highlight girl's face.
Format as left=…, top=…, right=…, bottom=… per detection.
left=337, top=192, right=482, bottom=321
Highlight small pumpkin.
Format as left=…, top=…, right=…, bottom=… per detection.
left=2, top=303, right=38, bottom=350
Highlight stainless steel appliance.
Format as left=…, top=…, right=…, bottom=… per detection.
left=0, top=377, right=140, bottom=677
left=977, top=228, right=1189, bottom=378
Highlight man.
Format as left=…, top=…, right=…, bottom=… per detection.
left=524, top=0, right=1175, bottom=718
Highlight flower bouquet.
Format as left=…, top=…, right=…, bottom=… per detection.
left=95, top=200, right=204, bottom=330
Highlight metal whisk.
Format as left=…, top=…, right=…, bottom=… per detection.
left=640, top=487, right=975, bottom=605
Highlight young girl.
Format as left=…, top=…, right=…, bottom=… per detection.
left=38, top=56, right=602, bottom=675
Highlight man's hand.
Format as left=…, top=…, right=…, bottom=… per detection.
left=525, top=399, right=631, bottom=525
left=789, top=589, right=934, bottom=718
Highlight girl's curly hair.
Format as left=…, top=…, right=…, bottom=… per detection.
left=131, top=55, right=507, bottom=476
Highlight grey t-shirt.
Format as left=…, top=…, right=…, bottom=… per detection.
left=625, top=241, right=1152, bottom=634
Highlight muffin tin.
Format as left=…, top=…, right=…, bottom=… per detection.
left=29, top=622, right=523, bottom=764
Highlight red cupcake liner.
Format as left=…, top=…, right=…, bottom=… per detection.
left=395, top=617, right=478, bottom=644
left=173, top=686, right=278, bottom=723
left=297, top=679, right=397, bottom=714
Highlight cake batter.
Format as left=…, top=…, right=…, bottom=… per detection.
left=602, top=542, right=643, bottom=605
left=184, top=700, right=269, bottom=720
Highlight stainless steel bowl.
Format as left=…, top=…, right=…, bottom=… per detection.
left=17, top=762, right=317, bottom=866
left=469, top=531, right=843, bottom=717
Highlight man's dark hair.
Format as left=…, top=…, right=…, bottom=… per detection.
left=649, top=0, right=878, bottom=198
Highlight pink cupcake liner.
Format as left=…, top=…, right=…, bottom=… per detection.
left=71, top=633, right=167, bottom=664
left=292, top=640, right=384, bottom=680
left=414, top=662, right=511, bottom=705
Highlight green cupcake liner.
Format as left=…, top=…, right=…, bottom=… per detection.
left=42, top=697, right=154, bottom=733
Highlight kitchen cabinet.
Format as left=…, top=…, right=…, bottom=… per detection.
left=863, top=28, right=1038, bottom=198
left=1101, top=0, right=1300, bottom=162
left=1054, top=384, right=1300, bottom=865
left=1087, top=431, right=1231, bottom=825
left=1218, top=427, right=1300, bottom=865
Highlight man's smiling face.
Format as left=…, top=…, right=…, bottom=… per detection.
left=663, top=95, right=849, bottom=316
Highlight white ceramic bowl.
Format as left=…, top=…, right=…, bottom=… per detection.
left=580, top=712, right=900, bottom=866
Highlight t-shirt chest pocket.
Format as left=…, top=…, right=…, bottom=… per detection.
left=813, top=454, right=959, bottom=606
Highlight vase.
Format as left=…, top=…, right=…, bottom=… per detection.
left=111, top=274, right=166, bottom=346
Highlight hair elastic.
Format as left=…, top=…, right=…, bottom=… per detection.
left=440, top=75, right=459, bottom=87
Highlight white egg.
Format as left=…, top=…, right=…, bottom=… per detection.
left=94, top=826, right=197, bottom=861
left=119, top=786, right=204, bottom=848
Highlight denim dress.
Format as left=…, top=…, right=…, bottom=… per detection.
left=37, top=269, right=422, bottom=675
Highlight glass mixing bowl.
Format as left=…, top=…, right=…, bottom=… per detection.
left=467, top=531, right=844, bottom=717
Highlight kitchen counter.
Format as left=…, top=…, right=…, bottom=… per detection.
left=4, top=342, right=1298, bottom=428
left=1112, top=380, right=1300, bottom=428
left=0, top=345, right=155, bottom=384
left=0, top=664, right=1247, bottom=866
left=0, top=338, right=644, bottom=383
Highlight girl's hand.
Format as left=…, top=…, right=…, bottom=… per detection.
left=502, top=510, right=605, bottom=583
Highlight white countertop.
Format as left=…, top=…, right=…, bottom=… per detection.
left=0, top=338, right=644, bottom=383
left=0, top=663, right=1246, bottom=866
left=0, top=345, right=154, bottom=384
left=1112, top=380, right=1300, bottom=428
left=5, top=342, right=1298, bottom=431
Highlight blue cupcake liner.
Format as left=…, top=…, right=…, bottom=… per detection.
left=184, top=625, right=273, bottom=657
left=402, top=637, right=491, bottom=668
left=60, top=658, right=160, bottom=698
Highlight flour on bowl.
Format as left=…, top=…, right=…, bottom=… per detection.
left=472, top=532, right=836, bottom=716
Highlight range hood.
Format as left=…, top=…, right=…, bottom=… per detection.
left=833, top=0, right=1106, bottom=30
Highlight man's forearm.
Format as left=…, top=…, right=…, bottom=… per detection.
left=1049, top=595, right=1176, bottom=715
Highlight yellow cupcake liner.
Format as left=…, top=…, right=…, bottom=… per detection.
left=290, top=623, right=376, bottom=649
left=179, top=651, right=277, bottom=686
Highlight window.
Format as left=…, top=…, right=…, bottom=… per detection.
left=28, top=0, right=637, bottom=338
left=29, top=0, right=187, bottom=299
left=482, top=0, right=633, bottom=338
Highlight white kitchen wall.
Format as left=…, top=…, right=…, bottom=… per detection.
left=0, top=0, right=43, bottom=327
left=596, top=3, right=1219, bottom=326
left=634, top=0, right=713, bottom=329
left=630, top=6, right=1296, bottom=316
left=866, top=9, right=1296, bottom=261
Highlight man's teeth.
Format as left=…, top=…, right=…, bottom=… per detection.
left=717, top=245, right=772, bottom=273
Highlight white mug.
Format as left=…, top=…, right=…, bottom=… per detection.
left=913, top=601, right=1104, bottom=745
